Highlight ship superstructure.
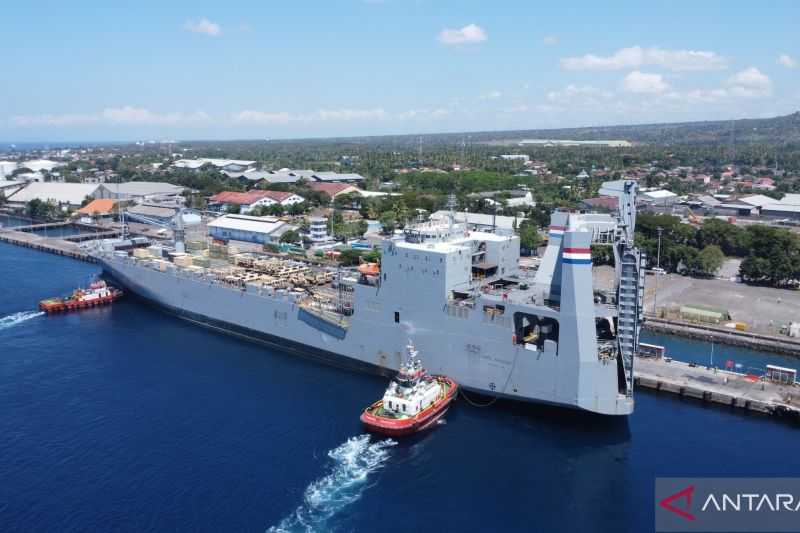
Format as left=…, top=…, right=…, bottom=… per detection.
left=92, top=180, right=644, bottom=416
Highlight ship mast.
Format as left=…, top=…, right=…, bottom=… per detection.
left=446, top=192, right=457, bottom=232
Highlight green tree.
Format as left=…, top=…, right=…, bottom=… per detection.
left=517, top=220, right=542, bottom=253
left=226, top=203, right=241, bottom=214
left=279, top=229, right=301, bottom=244
left=697, top=245, right=724, bottom=277
left=338, top=248, right=363, bottom=266
left=379, top=211, right=396, bottom=234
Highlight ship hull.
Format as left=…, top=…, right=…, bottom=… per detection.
left=98, top=255, right=633, bottom=416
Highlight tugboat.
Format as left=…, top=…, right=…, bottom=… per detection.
left=39, top=280, right=123, bottom=313
left=361, top=341, right=458, bottom=437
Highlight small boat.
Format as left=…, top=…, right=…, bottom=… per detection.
left=361, top=341, right=458, bottom=437
left=39, top=280, right=123, bottom=313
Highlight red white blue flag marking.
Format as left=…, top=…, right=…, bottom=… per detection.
left=548, top=225, right=565, bottom=239
left=562, top=247, right=592, bottom=265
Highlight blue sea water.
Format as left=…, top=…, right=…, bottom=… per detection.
left=0, top=240, right=798, bottom=533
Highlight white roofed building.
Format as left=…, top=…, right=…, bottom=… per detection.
left=640, top=189, right=678, bottom=207
left=6, top=182, right=103, bottom=209
left=207, top=214, right=296, bottom=244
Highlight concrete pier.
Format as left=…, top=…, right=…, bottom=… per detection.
left=0, top=227, right=96, bottom=263
left=634, top=355, right=800, bottom=420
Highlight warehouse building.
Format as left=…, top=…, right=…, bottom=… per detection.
left=207, top=214, right=296, bottom=245
left=6, top=182, right=104, bottom=209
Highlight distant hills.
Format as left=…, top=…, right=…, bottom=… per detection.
left=484, top=111, right=800, bottom=146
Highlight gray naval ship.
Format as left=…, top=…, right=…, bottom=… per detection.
left=94, top=180, right=645, bottom=416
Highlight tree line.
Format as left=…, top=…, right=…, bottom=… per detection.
left=636, top=213, right=800, bottom=286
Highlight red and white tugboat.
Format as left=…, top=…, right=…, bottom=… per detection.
left=361, top=341, right=458, bottom=437
left=39, top=280, right=123, bottom=313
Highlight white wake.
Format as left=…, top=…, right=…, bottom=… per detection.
left=0, top=310, right=45, bottom=331
left=267, top=434, right=397, bottom=533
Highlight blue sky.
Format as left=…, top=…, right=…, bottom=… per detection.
left=2, top=0, right=799, bottom=141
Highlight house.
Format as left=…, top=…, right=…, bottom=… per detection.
left=753, top=177, right=776, bottom=191
left=207, top=214, right=295, bottom=244
left=208, top=190, right=304, bottom=213
left=6, top=182, right=104, bottom=210
left=308, top=183, right=361, bottom=199
left=75, top=199, right=116, bottom=221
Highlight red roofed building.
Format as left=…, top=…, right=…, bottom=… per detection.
left=208, top=190, right=304, bottom=213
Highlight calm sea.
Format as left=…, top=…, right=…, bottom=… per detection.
left=0, top=241, right=797, bottom=533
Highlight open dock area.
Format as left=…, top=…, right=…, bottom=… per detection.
left=634, top=355, right=799, bottom=419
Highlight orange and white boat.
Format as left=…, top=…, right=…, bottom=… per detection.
left=361, top=341, right=458, bottom=437
left=39, top=280, right=123, bottom=313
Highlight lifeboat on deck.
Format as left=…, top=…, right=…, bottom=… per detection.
left=361, top=341, right=458, bottom=437
left=39, top=280, right=123, bottom=313
left=357, top=262, right=380, bottom=276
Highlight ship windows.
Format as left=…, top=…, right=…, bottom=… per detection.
left=394, top=311, right=400, bottom=323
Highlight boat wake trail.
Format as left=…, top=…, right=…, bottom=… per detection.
left=0, top=310, right=45, bottom=331
left=267, top=434, right=397, bottom=533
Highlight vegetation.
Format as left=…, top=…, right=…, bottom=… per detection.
left=636, top=213, right=800, bottom=285
left=25, top=199, right=63, bottom=220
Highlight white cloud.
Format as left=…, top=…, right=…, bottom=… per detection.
left=542, top=35, right=559, bottom=46
left=561, top=46, right=728, bottom=71
left=11, top=107, right=211, bottom=127
left=726, top=67, right=772, bottom=97
left=546, top=84, right=613, bottom=103
left=232, top=110, right=292, bottom=124
left=315, top=108, right=387, bottom=121
left=184, top=18, right=222, bottom=37
left=437, top=24, right=487, bottom=45
left=622, top=71, right=669, bottom=94
left=778, top=53, right=797, bottom=69
left=480, top=90, right=502, bottom=100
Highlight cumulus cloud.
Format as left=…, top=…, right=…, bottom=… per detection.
left=778, top=53, right=797, bottom=69
left=622, top=71, right=669, bottom=94
left=184, top=18, right=222, bottom=37
left=726, top=67, right=772, bottom=97
left=542, top=35, right=559, bottom=46
left=561, top=46, right=728, bottom=71
left=437, top=24, right=487, bottom=45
